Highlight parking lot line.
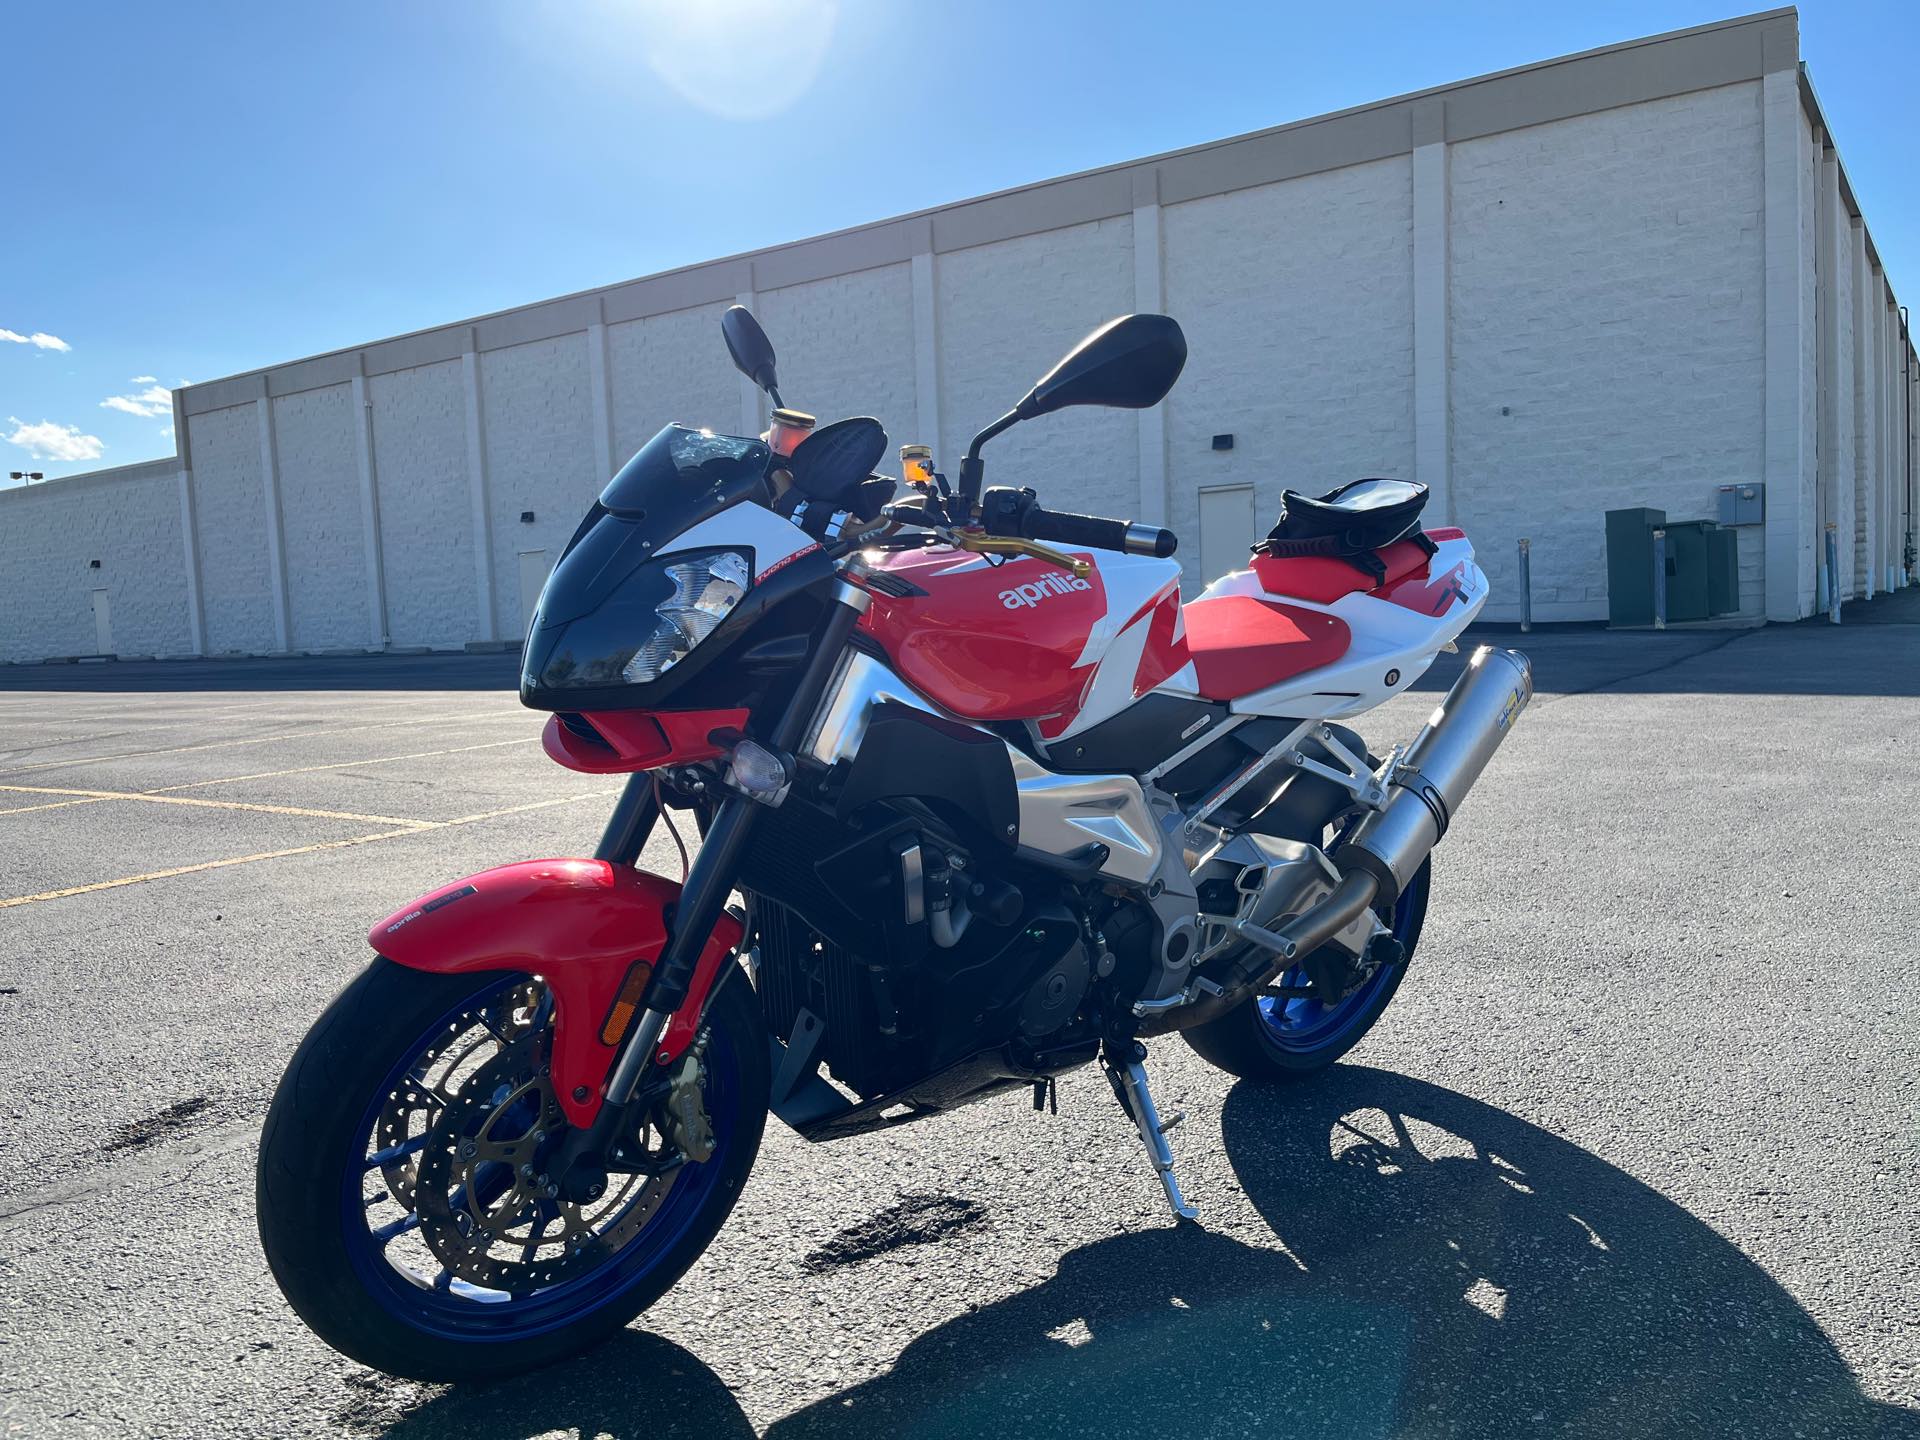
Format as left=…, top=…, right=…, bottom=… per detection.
left=0, top=790, right=618, bottom=909
left=0, top=711, right=528, bottom=778
left=0, top=795, right=114, bottom=817
left=146, top=736, right=532, bottom=792
left=0, top=783, right=435, bottom=829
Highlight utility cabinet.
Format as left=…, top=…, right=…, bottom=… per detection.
left=1708, top=527, right=1739, bottom=615
left=1605, top=507, right=1667, bottom=626
left=1661, top=520, right=1715, bottom=622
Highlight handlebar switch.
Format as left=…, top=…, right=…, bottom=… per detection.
left=978, top=486, right=1039, bottom=537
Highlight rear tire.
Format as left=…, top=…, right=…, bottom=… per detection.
left=1181, top=854, right=1430, bottom=1082
left=257, top=958, right=768, bottom=1381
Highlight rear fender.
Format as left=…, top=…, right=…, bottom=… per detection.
left=370, top=859, right=744, bottom=1127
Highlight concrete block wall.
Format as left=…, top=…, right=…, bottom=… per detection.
left=368, top=359, right=472, bottom=649
left=1161, top=156, right=1416, bottom=590
left=1450, top=84, right=1767, bottom=620
left=0, top=460, right=192, bottom=661
left=1795, top=105, right=1819, bottom=613
left=480, top=335, right=597, bottom=639
left=606, top=302, right=739, bottom=461
left=756, top=263, right=919, bottom=446
left=1829, top=179, right=1857, bottom=599
left=187, top=402, right=277, bottom=653
left=935, top=216, right=1139, bottom=518
left=272, top=383, right=368, bottom=650
left=7, top=11, right=1913, bottom=665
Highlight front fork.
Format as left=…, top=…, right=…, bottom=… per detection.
left=555, top=578, right=872, bottom=1197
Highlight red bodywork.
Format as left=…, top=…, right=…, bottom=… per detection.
left=1182, top=599, right=1352, bottom=701
left=372, top=859, right=742, bottom=1127
left=543, top=708, right=749, bottom=775
left=1252, top=538, right=1433, bottom=604
left=858, top=549, right=1189, bottom=737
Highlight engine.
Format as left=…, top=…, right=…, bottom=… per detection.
left=731, top=788, right=1097, bottom=1107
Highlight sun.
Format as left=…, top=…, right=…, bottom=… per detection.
left=627, top=0, right=840, bottom=122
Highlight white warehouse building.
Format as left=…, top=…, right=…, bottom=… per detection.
left=3, top=8, right=1914, bottom=665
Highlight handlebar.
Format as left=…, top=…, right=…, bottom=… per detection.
left=1024, top=506, right=1177, bottom=559
left=976, top=485, right=1177, bottom=558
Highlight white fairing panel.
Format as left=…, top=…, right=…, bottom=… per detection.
left=1056, top=550, right=1184, bottom=741
left=1162, top=533, right=1488, bottom=720
left=670, top=501, right=820, bottom=580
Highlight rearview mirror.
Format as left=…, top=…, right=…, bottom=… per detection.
left=1018, top=314, right=1187, bottom=418
left=721, top=306, right=780, bottom=399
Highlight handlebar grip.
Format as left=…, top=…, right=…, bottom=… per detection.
left=1024, top=508, right=1178, bottom=559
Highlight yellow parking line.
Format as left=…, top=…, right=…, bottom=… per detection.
left=0, top=791, right=619, bottom=909
left=0, top=712, right=528, bottom=778
left=147, top=736, right=532, bottom=792
left=0, top=796, right=114, bottom=818
left=0, top=784, right=434, bottom=829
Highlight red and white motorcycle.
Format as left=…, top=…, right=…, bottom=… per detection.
left=258, top=308, right=1532, bottom=1379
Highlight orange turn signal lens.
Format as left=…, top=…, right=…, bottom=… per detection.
left=599, top=959, right=655, bottom=1046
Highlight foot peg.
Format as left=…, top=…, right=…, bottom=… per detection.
left=1105, top=1044, right=1198, bottom=1222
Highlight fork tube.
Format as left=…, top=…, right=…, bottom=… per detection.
left=601, top=578, right=871, bottom=1108
left=595, top=773, right=658, bottom=866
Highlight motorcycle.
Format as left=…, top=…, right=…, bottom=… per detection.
left=257, top=306, right=1532, bottom=1379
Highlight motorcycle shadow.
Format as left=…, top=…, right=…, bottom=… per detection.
left=384, top=1067, right=1915, bottom=1439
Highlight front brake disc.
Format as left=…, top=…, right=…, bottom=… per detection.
left=410, top=1033, right=678, bottom=1295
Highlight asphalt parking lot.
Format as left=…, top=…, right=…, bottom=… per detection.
left=1, top=608, right=1917, bottom=1439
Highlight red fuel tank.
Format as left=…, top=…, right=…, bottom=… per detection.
left=857, top=545, right=1188, bottom=740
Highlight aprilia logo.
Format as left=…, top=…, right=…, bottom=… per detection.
left=999, top=573, right=1092, bottom=609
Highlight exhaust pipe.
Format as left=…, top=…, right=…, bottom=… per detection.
left=1150, top=645, right=1531, bottom=1034
left=1336, top=645, right=1533, bottom=905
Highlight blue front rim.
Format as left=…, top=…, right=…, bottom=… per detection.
left=339, top=974, right=736, bottom=1341
left=1254, top=866, right=1424, bottom=1056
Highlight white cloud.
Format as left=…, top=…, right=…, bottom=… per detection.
left=0, top=328, right=70, bottom=351
left=160, top=424, right=175, bottom=440
left=131, top=374, right=157, bottom=384
left=100, top=383, right=173, bottom=419
left=5, top=417, right=106, bottom=463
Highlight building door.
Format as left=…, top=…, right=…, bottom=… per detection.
left=1198, top=485, right=1256, bottom=585
left=517, top=550, right=550, bottom=636
left=90, top=589, right=113, bottom=656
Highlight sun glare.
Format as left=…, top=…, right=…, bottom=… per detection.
left=629, top=0, right=840, bottom=121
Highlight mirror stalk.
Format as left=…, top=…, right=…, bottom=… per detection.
left=956, top=408, right=1022, bottom=514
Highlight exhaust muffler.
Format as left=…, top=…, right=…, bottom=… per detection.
left=1335, top=645, right=1533, bottom=904
left=1149, top=646, right=1531, bottom=1033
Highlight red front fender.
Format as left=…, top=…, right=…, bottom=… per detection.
left=370, top=859, right=743, bottom=1127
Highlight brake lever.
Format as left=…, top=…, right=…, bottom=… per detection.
left=946, top=529, right=1090, bottom=579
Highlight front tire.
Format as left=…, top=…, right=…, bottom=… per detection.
left=1181, top=854, right=1430, bottom=1081
left=257, top=958, right=768, bottom=1381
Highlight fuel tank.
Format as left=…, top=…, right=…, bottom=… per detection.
left=857, top=545, right=1188, bottom=741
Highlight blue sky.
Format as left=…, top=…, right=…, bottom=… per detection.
left=3, top=1, right=1914, bottom=485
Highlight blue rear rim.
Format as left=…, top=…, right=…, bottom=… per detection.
left=1254, top=864, right=1426, bottom=1056
left=340, top=974, right=737, bottom=1341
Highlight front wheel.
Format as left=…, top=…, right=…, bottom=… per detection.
left=1181, top=854, right=1430, bottom=1081
left=257, top=957, right=768, bottom=1381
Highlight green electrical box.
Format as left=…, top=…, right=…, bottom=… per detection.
left=1605, top=507, right=1667, bottom=625
left=1662, top=520, right=1716, bottom=622
left=1708, top=527, right=1739, bottom=615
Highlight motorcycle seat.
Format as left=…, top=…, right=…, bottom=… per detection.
left=1252, top=537, right=1432, bottom=604
left=1180, top=596, right=1351, bottom=702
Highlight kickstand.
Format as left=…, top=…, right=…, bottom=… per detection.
left=1103, top=1041, right=1199, bottom=1222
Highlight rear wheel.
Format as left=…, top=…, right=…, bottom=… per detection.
left=1181, top=854, right=1430, bottom=1081
left=257, top=958, right=768, bottom=1381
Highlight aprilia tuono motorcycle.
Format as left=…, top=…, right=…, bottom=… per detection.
left=257, top=307, right=1532, bottom=1379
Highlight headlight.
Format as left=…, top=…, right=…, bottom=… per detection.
left=621, top=550, right=751, bottom=683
